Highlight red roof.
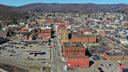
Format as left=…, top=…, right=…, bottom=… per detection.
left=119, top=64, right=126, bottom=69
left=38, top=33, right=51, bottom=38
left=67, top=57, right=89, bottom=68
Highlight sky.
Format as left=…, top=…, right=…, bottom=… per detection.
left=0, top=0, right=128, bottom=6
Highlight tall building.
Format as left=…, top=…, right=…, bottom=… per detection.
left=61, top=29, right=68, bottom=40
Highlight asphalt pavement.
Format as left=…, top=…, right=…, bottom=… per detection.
left=50, top=24, right=65, bottom=72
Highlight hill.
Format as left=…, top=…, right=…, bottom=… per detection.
left=0, top=3, right=128, bottom=22
left=19, top=3, right=128, bottom=13
left=0, top=4, right=25, bottom=20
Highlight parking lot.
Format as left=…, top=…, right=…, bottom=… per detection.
left=95, top=60, right=128, bottom=72
left=0, top=40, right=51, bottom=71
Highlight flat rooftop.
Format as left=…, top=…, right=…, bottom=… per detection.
left=63, top=42, right=84, bottom=48
left=88, top=46, right=111, bottom=54
left=71, top=32, right=96, bottom=37
left=67, top=56, right=89, bottom=58
left=106, top=49, right=128, bottom=56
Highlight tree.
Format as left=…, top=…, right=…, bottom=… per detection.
left=0, top=23, right=2, bottom=30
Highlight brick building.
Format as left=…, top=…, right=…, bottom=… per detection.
left=62, top=42, right=86, bottom=57
left=67, top=56, right=89, bottom=68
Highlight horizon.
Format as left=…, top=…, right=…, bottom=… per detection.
left=0, top=3, right=128, bottom=7
left=0, top=0, right=128, bottom=6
